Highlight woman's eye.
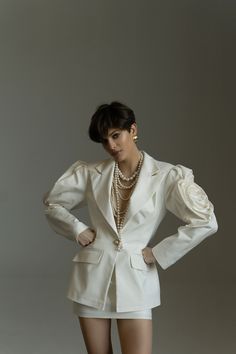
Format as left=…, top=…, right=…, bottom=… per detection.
left=113, top=133, right=119, bottom=139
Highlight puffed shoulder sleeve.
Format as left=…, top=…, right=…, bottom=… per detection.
left=151, top=164, right=218, bottom=269
left=42, top=160, right=90, bottom=242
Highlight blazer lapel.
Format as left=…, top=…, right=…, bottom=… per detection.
left=122, top=151, right=160, bottom=231
left=89, top=151, right=161, bottom=235
left=89, top=158, right=118, bottom=234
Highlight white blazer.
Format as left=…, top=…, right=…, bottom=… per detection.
left=43, top=151, right=218, bottom=312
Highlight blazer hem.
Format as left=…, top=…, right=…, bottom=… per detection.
left=67, top=294, right=161, bottom=312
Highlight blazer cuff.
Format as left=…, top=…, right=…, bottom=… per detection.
left=151, top=245, right=171, bottom=270
left=73, top=221, right=90, bottom=243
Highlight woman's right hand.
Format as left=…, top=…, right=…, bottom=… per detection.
left=76, top=228, right=96, bottom=247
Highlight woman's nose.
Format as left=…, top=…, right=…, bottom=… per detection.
left=107, top=140, right=116, bottom=150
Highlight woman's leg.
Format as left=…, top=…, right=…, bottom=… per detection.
left=116, top=318, right=152, bottom=354
left=78, top=316, right=113, bottom=354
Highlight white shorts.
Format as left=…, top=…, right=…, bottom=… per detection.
left=72, top=266, right=152, bottom=319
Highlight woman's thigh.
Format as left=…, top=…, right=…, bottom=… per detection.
left=116, top=318, right=152, bottom=354
left=78, top=316, right=113, bottom=354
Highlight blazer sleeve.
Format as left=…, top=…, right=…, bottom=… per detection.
left=42, top=160, right=90, bottom=242
left=151, top=164, right=218, bottom=270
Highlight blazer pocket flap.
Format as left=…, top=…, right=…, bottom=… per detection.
left=72, top=249, right=104, bottom=264
left=130, top=254, right=152, bottom=271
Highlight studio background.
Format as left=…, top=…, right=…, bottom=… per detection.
left=0, top=1, right=235, bottom=353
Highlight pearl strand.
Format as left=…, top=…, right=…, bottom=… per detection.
left=118, top=168, right=139, bottom=181
left=111, top=151, right=144, bottom=249
left=112, top=151, right=143, bottom=214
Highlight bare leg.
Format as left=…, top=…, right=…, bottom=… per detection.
left=78, top=316, right=113, bottom=354
left=117, top=318, right=152, bottom=354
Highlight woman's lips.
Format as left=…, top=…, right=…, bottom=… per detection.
left=112, top=150, right=122, bottom=156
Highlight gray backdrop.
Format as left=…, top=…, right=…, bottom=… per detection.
left=0, top=0, right=235, bottom=353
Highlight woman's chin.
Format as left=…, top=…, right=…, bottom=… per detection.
left=113, top=150, right=123, bottom=159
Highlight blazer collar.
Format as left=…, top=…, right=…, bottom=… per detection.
left=89, top=150, right=161, bottom=235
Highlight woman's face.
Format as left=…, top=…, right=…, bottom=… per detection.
left=101, top=124, right=137, bottom=161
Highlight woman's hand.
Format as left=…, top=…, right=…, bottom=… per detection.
left=76, top=228, right=96, bottom=247
left=142, top=247, right=156, bottom=264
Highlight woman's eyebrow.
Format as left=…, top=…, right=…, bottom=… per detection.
left=108, top=130, right=119, bottom=136
left=102, top=130, right=120, bottom=142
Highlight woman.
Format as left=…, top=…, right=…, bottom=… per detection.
left=43, top=101, right=218, bottom=354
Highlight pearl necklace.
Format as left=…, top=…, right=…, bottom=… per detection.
left=111, top=151, right=144, bottom=250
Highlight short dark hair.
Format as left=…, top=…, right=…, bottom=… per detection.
left=88, top=101, right=136, bottom=143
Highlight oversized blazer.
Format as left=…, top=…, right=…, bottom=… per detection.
left=43, top=150, right=218, bottom=312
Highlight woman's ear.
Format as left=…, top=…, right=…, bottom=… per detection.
left=130, top=123, right=137, bottom=136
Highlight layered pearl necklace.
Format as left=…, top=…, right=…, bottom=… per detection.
left=111, top=151, right=144, bottom=250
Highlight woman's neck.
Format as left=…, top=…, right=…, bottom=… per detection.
left=118, top=148, right=142, bottom=177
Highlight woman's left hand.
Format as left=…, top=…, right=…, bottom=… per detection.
left=142, top=247, right=156, bottom=264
